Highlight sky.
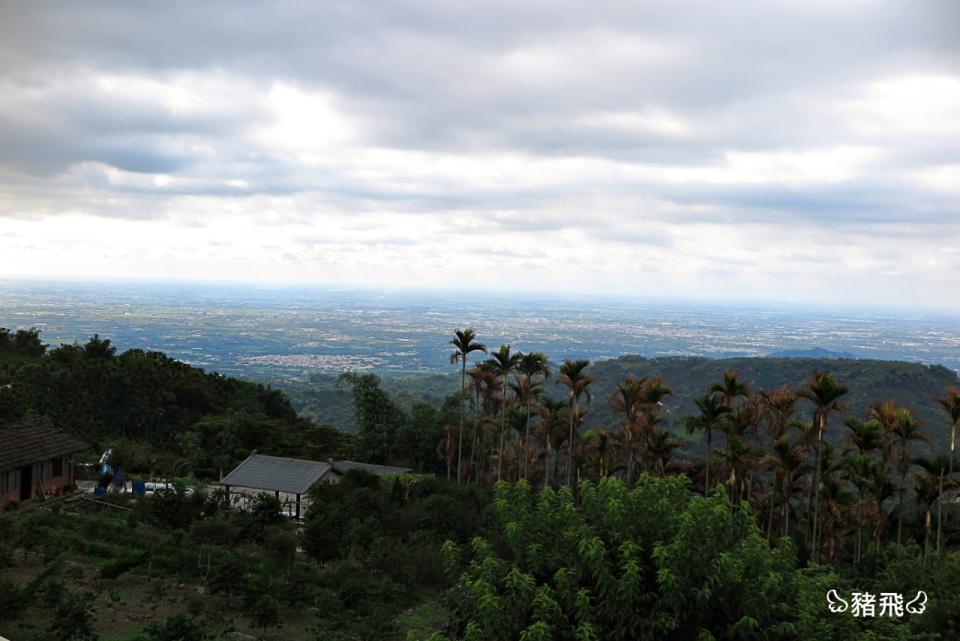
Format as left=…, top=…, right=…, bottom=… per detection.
left=1, top=1, right=959, bottom=309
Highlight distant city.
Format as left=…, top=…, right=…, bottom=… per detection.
left=2, top=279, right=959, bottom=379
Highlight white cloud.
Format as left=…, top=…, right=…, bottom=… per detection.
left=0, top=1, right=958, bottom=309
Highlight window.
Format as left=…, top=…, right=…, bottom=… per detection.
left=52, top=457, right=64, bottom=477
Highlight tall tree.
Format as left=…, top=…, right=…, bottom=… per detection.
left=763, top=435, right=810, bottom=539
left=515, top=352, right=550, bottom=480
left=759, top=385, right=797, bottom=441
left=885, top=406, right=930, bottom=549
left=843, top=416, right=886, bottom=565
left=487, top=344, right=522, bottom=480
left=557, top=359, right=596, bottom=487
left=936, top=387, right=960, bottom=547
left=798, top=370, right=847, bottom=563
left=685, top=393, right=731, bottom=497
left=611, top=375, right=646, bottom=485
left=449, top=329, right=486, bottom=484
left=537, top=397, right=567, bottom=487
left=759, top=386, right=798, bottom=538
left=646, top=426, right=682, bottom=477
left=844, top=452, right=879, bottom=566
left=913, top=454, right=957, bottom=555
left=338, top=372, right=405, bottom=464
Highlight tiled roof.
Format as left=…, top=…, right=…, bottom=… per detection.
left=219, top=454, right=413, bottom=493
left=220, top=454, right=331, bottom=494
left=0, top=422, right=90, bottom=470
left=331, top=460, right=413, bottom=476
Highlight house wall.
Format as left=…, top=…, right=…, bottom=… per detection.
left=0, top=455, right=75, bottom=510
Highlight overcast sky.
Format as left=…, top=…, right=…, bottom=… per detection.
left=1, top=1, right=958, bottom=309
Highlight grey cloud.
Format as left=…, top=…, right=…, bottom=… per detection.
left=0, top=0, right=958, bottom=261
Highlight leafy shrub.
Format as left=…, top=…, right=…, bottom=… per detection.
left=263, top=525, right=297, bottom=568
left=0, top=541, right=14, bottom=568
left=190, top=515, right=238, bottom=546
left=144, top=613, right=210, bottom=641
left=133, top=482, right=206, bottom=530
left=281, top=562, right=323, bottom=608
left=36, top=577, right=67, bottom=607
left=100, top=551, right=145, bottom=579
left=0, top=578, right=28, bottom=619
left=441, top=477, right=790, bottom=641
left=234, top=493, right=284, bottom=543
left=206, top=554, right=243, bottom=600
left=51, top=590, right=98, bottom=641
left=249, top=593, right=282, bottom=633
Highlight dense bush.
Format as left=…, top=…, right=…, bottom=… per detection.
left=302, top=471, right=491, bottom=587
left=143, top=613, right=212, bottom=641
left=132, top=482, right=206, bottom=530
left=434, top=477, right=958, bottom=641
left=51, top=591, right=98, bottom=641
left=0, top=578, right=29, bottom=619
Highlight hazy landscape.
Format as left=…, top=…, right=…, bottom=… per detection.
left=3, top=280, right=959, bottom=380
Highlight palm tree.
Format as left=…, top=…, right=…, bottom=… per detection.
left=437, top=424, right=456, bottom=482
left=646, top=426, right=682, bottom=477
left=710, top=370, right=751, bottom=408
left=685, top=393, right=731, bottom=496
left=762, top=435, right=810, bottom=539
left=760, top=385, right=798, bottom=441
left=449, top=329, right=486, bottom=484
left=936, top=388, right=960, bottom=544
left=913, top=454, right=957, bottom=555
left=538, top=397, right=568, bottom=487
left=723, top=397, right=762, bottom=504
left=487, top=345, right=522, bottom=480
left=845, top=452, right=880, bottom=566
left=716, top=434, right=752, bottom=504
left=557, top=359, right=596, bottom=487
left=516, top=352, right=551, bottom=480
left=590, top=427, right=616, bottom=478
left=843, top=415, right=886, bottom=566
left=865, top=464, right=896, bottom=552
left=611, top=375, right=646, bottom=485
left=816, top=444, right=853, bottom=564
left=501, top=404, right=528, bottom=481
left=913, top=468, right=940, bottom=563
left=844, top=417, right=885, bottom=455
left=885, top=406, right=930, bottom=548
left=798, top=370, right=847, bottom=563
left=509, top=375, right=541, bottom=480
left=759, top=386, right=799, bottom=536
left=467, top=361, right=500, bottom=481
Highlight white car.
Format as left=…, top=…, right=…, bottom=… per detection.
left=142, top=481, right=196, bottom=496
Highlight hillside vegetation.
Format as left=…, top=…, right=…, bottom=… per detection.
left=4, top=326, right=960, bottom=641
left=278, top=356, right=957, bottom=443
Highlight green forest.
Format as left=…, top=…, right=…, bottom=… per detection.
left=2, top=326, right=960, bottom=641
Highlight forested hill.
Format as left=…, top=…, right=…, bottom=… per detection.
left=0, top=328, right=353, bottom=478
left=585, top=356, right=958, bottom=441
left=279, top=355, right=958, bottom=443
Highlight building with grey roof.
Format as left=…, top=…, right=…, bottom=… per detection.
left=219, top=453, right=412, bottom=518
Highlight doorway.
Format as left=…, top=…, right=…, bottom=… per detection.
left=19, top=465, right=32, bottom=501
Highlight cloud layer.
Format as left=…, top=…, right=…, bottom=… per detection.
left=1, top=0, right=959, bottom=308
